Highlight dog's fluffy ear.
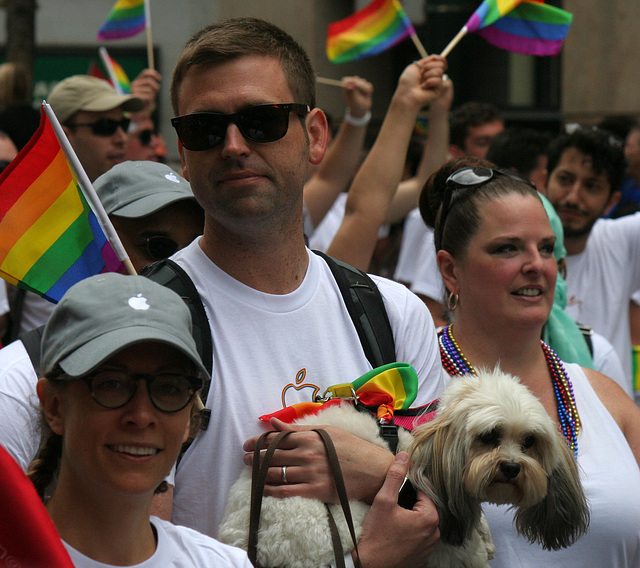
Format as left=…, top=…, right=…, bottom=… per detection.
left=514, top=438, right=590, bottom=550
left=409, top=409, right=483, bottom=547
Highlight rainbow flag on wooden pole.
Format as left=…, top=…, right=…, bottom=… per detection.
left=98, top=47, right=132, bottom=94
left=441, top=0, right=572, bottom=57
left=0, top=103, right=135, bottom=303
left=97, top=0, right=155, bottom=70
left=326, top=0, right=427, bottom=64
left=97, top=0, right=145, bottom=40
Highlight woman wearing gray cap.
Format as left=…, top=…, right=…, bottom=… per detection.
left=28, top=273, right=251, bottom=567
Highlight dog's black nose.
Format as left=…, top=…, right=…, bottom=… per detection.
left=500, top=461, right=521, bottom=480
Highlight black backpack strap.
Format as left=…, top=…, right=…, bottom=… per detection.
left=18, top=324, right=45, bottom=377
left=313, top=251, right=396, bottom=368
left=3, top=287, right=27, bottom=344
left=576, top=323, right=594, bottom=356
left=139, top=259, right=213, bottom=410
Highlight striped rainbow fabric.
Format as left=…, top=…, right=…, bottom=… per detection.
left=467, top=0, right=572, bottom=56
left=97, top=0, right=145, bottom=41
left=99, top=47, right=132, bottom=94
left=259, top=362, right=418, bottom=424
left=0, top=108, right=126, bottom=303
left=465, top=0, right=525, bottom=32
left=326, top=0, right=416, bottom=63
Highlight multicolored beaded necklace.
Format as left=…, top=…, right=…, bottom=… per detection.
left=439, top=324, right=581, bottom=457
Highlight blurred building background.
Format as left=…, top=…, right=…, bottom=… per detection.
left=0, top=0, right=638, bottom=164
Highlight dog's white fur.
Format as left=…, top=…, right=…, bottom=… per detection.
left=218, top=368, right=589, bottom=568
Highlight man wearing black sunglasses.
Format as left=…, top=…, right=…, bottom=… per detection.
left=164, top=17, right=445, bottom=568
left=94, top=160, right=204, bottom=271
left=48, top=75, right=144, bottom=182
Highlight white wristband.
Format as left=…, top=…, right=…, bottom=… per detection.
left=344, top=109, right=372, bottom=127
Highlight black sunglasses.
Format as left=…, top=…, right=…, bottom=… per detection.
left=146, top=235, right=179, bottom=261
left=136, top=128, right=157, bottom=147
left=81, top=371, right=203, bottom=413
left=435, top=167, right=536, bottom=251
left=171, top=103, right=310, bottom=151
left=66, top=117, right=131, bottom=137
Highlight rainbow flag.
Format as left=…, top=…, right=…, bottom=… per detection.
left=97, top=0, right=146, bottom=41
left=0, top=108, right=126, bottom=303
left=260, top=362, right=418, bottom=424
left=465, top=0, right=525, bottom=32
left=326, top=0, right=416, bottom=63
left=467, top=0, right=572, bottom=55
left=99, top=47, right=132, bottom=94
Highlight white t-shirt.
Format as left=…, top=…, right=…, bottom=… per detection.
left=7, top=286, right=55, bottom=336
left=591, top=331, right=630, bottom=396
left=171, top=240, right=445, bottom=537
left=484, top=363, right=640, bottom=567
left=394, top=208, right=433, bottom=288
left=565, top=213, right=640, bottom=385
left=309, top=193, right=390, bottom=253
left=0, top=339, right=40, bottom=471
left=63, top=516, right=252, bottom=567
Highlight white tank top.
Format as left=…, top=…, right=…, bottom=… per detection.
left=484, top=363, right=640, bottom=567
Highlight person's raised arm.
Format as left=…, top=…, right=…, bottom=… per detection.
left=130, top=69, right=162, bottom=114
left=326, top=56, right=447, bottom=271
left=386, top=76, right=454, bottom=224
left=303, top=77, right=374, bottom=229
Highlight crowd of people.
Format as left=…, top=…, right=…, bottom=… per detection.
left=0, top=14, right=639, bottom=568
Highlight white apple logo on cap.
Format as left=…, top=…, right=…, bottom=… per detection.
left=165, top=173, right=180, bottom=183
left=128, top=294, right=150, bottom=310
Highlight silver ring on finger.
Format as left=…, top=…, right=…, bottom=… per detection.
left=281, top=465, right=289, bottom=484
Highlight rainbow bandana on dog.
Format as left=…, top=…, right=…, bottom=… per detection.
left=260, top=362, right=435, bottom=429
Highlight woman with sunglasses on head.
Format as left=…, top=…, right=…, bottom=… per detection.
left=28, top=273, right=251, bottom=567
left=421, top=161, right=640, bottom=566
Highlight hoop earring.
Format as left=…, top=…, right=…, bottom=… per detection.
left=447, top=292, right=459, bottom=312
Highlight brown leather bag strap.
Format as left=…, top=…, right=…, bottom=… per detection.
left=312, top=428, right=362, bottom=568
left=248, top=430, right=291, bottom=567
left=247, top=428, right=363, bottom=568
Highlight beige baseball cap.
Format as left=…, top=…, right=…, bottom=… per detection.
left=48, top=75, right=145, bottom=124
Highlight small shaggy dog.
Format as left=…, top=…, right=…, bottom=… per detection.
left=218, top=368, right=590, bottom=567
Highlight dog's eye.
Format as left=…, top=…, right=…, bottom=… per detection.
left=522, top=435, right=537, bottom=450
left=479, top=429, right=500, bottom=447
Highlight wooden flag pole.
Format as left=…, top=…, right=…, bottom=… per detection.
left=317, top=76, right=344, bottom=87
left=410, top=32, right=429, bottom=59
left=440, top=26, right=468, bottom=58
left=144, top=0, right=154, bottom=70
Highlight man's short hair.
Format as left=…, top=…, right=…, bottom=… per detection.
left=170, top=17, right=316, bottom=115
left=547, top=126, right=626, bottom=195
left=486, top=127, right=551, bottom=177
left=449, top=101, right=502, bottom=149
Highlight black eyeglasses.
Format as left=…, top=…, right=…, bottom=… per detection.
left=171, top=103, right=310, bottom=151
left=81, top=371, right=203, bottom=413
left=146, top=235, right=179, bottom=260
left=66, top=117, right=131, bottom=137
left=435, top=167, right=536, bottom=250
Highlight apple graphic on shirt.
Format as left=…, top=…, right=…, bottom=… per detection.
left=128, top=294, right=150, bottom=310
left=165, top=173, right=180, bottom=183
left=282, top=368, right=320, bottom=406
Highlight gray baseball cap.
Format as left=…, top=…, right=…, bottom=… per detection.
left=41, top=273, right=209, bottom=380
left=48, top=75, right=145, bottom=124
left=94, top=160, right=197, bottom=218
